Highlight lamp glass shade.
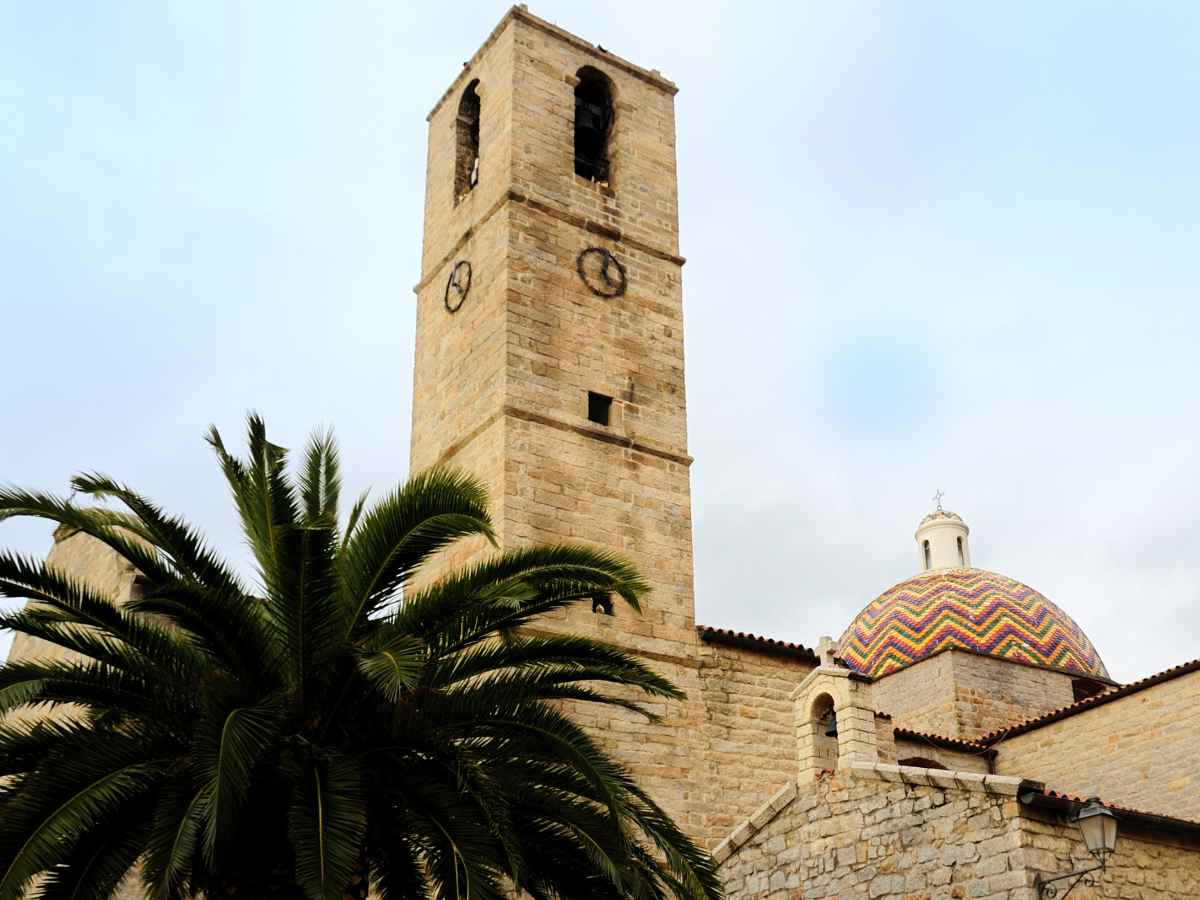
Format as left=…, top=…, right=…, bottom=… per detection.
left=1076, top=802, right=1118, bottom=857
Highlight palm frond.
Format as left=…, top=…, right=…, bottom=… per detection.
left=25, top=805, right=152, bottom=900
left=0, top=658, right=183, bottom=725
left=394, top=545, right=649, bottom=657
left=0, top=748, right=164, bottom=900
left=0, top=417, right=721, bottom=899
left=193, top=701, right=281, bottom=864
left=0, top=489, right=179, bottom=590
left=300, top=428, right=341, bottom=526
left=70, top=472, right=245, bottom=595
left=0, top=552, right=209, bottom=677
left=337, top=467, right=495, bottom=633
left=355, top=633, right=425, bottom=703
left=206, top=414, right=299, bottom=594
left=142, top=778, right=208, bottom=900
left=288, top=752, right=367, bottom=900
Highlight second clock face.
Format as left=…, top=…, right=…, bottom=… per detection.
left=444, top=260, right=472, bottom=313
left=576, top=247, right=627, bottom=298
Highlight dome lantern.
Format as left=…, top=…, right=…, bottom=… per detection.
left=915, top=493, right=970, bottom=571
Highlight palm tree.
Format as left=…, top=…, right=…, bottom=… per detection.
left=0, top=416, right=722, bottom=900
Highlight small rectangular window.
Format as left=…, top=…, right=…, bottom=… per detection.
left=587, top=391, right=612, bottom=426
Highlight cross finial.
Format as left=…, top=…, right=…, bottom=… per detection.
left=932, top=489, right=945, bottom=511
left=817, top=636, right=836, bottom=667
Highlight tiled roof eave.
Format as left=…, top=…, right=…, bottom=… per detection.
left=696, top=626, right=819, bottom=664
left=1019, top=782, right=1200, bottom=836
left=892, top=726, right=998, bottom=759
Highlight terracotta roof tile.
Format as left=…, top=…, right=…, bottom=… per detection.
left=892, top=726, right=997, bottom=757
left=695, top=626, right=819, bottom=663
left=1021, top=784, right=1200, bottom=831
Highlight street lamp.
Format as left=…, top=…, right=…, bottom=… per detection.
left=1035, top=798, right=1119, bottom=898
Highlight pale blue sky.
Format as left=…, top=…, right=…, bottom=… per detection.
left=3, top=2, right=1198, bottom=681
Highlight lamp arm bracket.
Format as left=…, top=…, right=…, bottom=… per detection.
left=1034, top=862, right=1104, bottom=899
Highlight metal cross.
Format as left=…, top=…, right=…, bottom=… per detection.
left=932, top=489, right=945, bottom=511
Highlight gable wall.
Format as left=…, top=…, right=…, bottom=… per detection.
left=994, top=669, right=1200, bottom=822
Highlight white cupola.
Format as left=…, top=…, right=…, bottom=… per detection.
left=914, top=496, right=970, bottom=571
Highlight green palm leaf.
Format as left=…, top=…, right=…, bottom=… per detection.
left=0, top=417, right=722, bottom=899
left=288, top=753, right=367, bottom=900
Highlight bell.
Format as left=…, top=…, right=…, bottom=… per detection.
left=576, top=100, right=601, bottom=129
left=822, top=708, right=838, bottom=737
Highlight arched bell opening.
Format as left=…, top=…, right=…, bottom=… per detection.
left=455, top=79, right=481, bottom=200
left=810, top=693, right=839, bottom=768
left=573, top=66, right=614, bottom=183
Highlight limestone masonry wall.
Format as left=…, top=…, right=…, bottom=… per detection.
left=948, top=652, right=1078, bottom=740
left=694, top=641, right=813, bottom=840
left=869, top=650, right=1078, bottom=740
left=869, top=652, right=959, bottom=736
left=1019, top=809, right=1200, bottom=900
left=717, top=765, right=1200, bottom=899
left=995, top=670, right=1200, bottom=822
left=717, top=769, right=1028, bottom=899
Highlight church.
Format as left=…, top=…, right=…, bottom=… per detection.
left=9, top=6, right=1200, bottom=898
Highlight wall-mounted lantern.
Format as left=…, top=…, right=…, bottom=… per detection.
left=1034, top=798, right=1119, bottom=898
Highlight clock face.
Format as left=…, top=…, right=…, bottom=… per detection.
left=576, top=247, right=627, bottom=298
left=444, top=260, right=472, bottom=313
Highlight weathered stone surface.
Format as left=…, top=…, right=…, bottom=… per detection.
left=995, top=669, right=1200, bottom=822
left=718, top=768, right=1200, bottom=899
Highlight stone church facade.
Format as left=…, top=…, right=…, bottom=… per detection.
left=9, top=7, right=1200, bottom=898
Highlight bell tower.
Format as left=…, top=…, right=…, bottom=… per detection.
left=410, top=6, right=695, bottom=660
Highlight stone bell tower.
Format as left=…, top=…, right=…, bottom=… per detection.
left=410, top=6, right=695, bottom=661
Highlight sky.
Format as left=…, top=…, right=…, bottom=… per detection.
left=3, top=1, right=1199, bottom=682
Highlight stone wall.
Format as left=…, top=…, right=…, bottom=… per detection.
left=716, top=767, right=1029, bottom=899
left=1019, top=807, right=1200, bottom=900
left=870, top=650, right=1079, bottom=739
left=869, top=651, right=959, bottom=735
left=716, top=764, right=1200, bottom=899
left=948, top=652, right=1079, bottom=739
left=694, top=640, right=813, bottom=840
left=995, top=669, right=1200, bottom=822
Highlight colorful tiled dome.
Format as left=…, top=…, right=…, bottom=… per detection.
left=837, top=567, right=1109, bottom=680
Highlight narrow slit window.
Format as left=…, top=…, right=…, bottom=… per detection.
left=574, top=66, right=613, bottom=182
left=455, top=80, right=481, bottom=200
left=587, top=391, right=612, bottom=426
left=923, top=540, right=931, bottom=570
left=956, top=536, right=965, bottom=566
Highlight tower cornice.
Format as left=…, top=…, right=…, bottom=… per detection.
left=427, top=5, right=678, bottom=123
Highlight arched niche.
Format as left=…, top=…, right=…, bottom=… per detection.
left=455, top=79, right=481, bottom=200
left=573, top=66, right=614, bottom=183
left=810, top=692, right=839, bottom=767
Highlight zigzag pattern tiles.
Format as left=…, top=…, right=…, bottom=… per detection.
left=837, top=567, right=1109, bottom=680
